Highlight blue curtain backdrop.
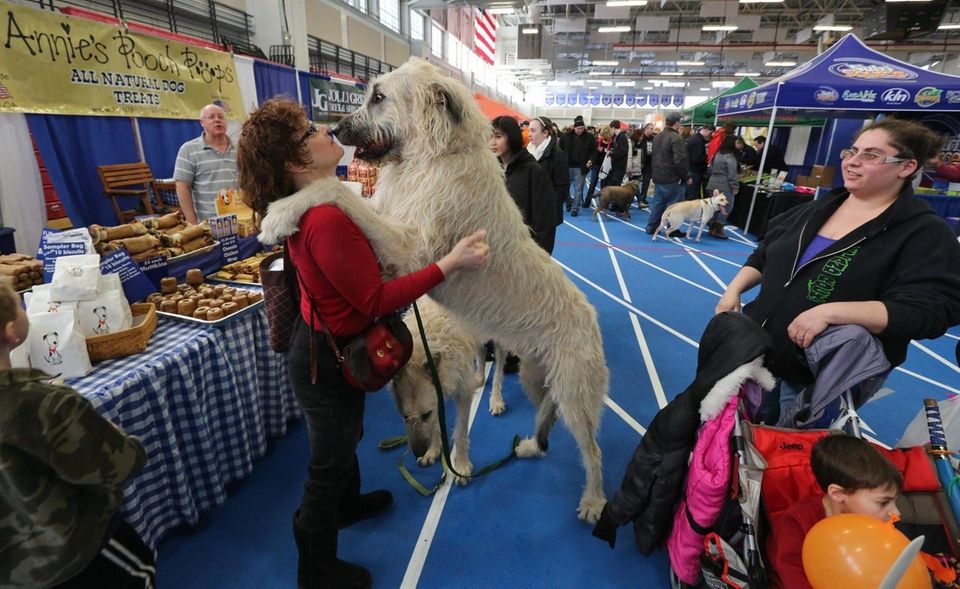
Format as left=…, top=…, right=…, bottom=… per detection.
left=27, top=114, right=139, bottom=227
left=138, top=118, right=201, bottom=180
left=299, top=71, right=315, bottom=116
left=254, top=60, right=300, bottom=104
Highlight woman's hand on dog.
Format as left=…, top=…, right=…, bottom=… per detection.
left=715, top=291, right=741, bottom=314
left=438, top=230, right=490, bottom=275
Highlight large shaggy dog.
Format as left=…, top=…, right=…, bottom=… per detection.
left=391, top=297, right=487, bottom=486
left=333, top=59, right=609, bottom=522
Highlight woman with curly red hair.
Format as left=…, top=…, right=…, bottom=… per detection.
left=237, top=98, right=489, bottom=588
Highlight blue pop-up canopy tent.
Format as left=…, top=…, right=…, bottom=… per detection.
left=717, top=34, right=960, bottom=230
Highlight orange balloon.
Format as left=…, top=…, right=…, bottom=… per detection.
left=802, top=514, right=931, bottom=589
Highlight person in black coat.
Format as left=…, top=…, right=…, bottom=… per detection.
left=591, top=312, right=773, bottom=554
left=636, top=123, right=656, bottom=205
left=559, top=116, right=596, bottom=216
left=604, top=120, right=629, bottom=188
left=527, top=116, right=570, bottom=227
left=736, top=135, right=759, bottom=170
left=754, top=135, right=787, bottom=174
left=491, top=116, right=556, bottom=253
left=686, top=124, right=714, bottom=200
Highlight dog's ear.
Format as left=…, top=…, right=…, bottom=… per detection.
left=431, top=82, right=462, bottom=125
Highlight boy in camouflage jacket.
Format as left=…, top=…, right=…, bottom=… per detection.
left=0, top=279, right=151, bottom=588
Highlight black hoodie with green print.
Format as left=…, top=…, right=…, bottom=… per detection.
left=742, top=184, right=960, bottom=384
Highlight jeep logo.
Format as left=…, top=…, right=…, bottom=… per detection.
left=881, top=88, right=910, bottom=105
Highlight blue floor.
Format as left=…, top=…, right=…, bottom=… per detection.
left=157, top=206, right=960, bottom=588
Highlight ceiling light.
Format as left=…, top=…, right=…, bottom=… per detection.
left=765, top=60, right=797, bottom=67
left=606, top=0, right=647, bottom=5
left=642, top=86, right=654, bottom=90
left=521, top=27, right=539, bottom=34
left=676, top=60, right=706, bottom=66
left=661, top=71, right=685, bottom=76
left=712, top=80, right=735, bottom=88
left=616, top=81, right=636, bottom=86
left=589, top=71, right=613, bottom=76
left=486, top=7, right=515, bottom=15
left=570, top=80, right=585, bottom=86
left=699, top=87, right=711, bottom=91
left=547, top=80, right=567, bottom=86
left=591, top=60, right=620, bottom=66
left=938, top=23, right=960, bottom=29
left=600, top=81, right=614, bottom=86
left=813, top=25, right=852, bottom=31
left=702, top=25, right=738, bottom=31
left=735, top=71, right=761, bottom=76
left=598, top=26, right=631, bottom=33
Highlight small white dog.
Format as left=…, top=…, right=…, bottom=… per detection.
left=653, top=191, right=730, bottom=242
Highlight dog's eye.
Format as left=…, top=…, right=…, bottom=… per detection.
left=372, top=91, right=385, bottom=104
left=420, top=411, right=432, bottom=421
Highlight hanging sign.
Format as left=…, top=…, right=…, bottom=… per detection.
left=544, top=92, right=555, bottom=105
left=0, top=0, right=243, bottom=119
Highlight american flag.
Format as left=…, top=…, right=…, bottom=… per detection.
left=474, top=8, right=497, bottom=65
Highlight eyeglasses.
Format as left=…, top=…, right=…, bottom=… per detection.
left=839, top=148, right=909, bottom=165
left=202, top=113, right=226, bottom=121
left=299, top=122, right=321, bottom=145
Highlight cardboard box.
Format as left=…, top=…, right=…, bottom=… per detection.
left=810, top=165, right=836, bottom=187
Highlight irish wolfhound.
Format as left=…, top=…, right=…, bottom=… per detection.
left=333, top=58, right=609, bottom=522
left=392, top=297, right=501, bottom=486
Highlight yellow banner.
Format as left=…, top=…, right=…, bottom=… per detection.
left=0, top=0, right=244, bottom=119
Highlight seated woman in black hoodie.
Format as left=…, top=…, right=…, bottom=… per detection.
left=490, top=116, right=557, bottom=253
left=716, top=117, right=960, bottom=425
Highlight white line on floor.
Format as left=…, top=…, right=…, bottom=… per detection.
left=604, top=214, right=743, bottom=268
left=893, top=366, right=960, bottom=394
left=943, top=333, right=959, bottom=341
left=598, top=218, right=668, bottom=409
left=555, top=259, right=700, bottom=348
left=677, top=240, right=729, bottom=292
left=605, top=396, right=647, bottom=435
left=724, top=227, right=758, bottom=247
left=564, top=222, right=724, bottom=298
left=909, top=340, right=960, bottom=375
left=400, top=362, right=492, bottom=589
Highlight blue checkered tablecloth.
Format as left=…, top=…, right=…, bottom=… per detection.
left=69, top=307, right=299, bottom=550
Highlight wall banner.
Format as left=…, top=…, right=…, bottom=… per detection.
left=308, top=77, right=366, bottom=121
left=0, top=0, right=243, bottom=119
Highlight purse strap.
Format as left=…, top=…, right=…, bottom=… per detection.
left=285, top=239, right=345, bottom=384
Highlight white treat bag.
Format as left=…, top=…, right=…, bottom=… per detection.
left=76, top=274, right=132, bottom=337
left=10, top=339, right=30, bottom=369
left=24, top=285, right=79, bottom=316
left=27, top=309, right=92, bottom=379
left=50, top=254, right=101, bottom=302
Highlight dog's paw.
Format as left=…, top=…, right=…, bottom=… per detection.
left=577, top=495, right=607, bottom=524
left=488, top=395, right=506, bottom=416
left=418, top=447, right=440, bottom=467
left=450, top=457, right=473, bottom=486
left=515, top=437, right=545, bottom=458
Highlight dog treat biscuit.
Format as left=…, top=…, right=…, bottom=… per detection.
left=221, top=302, right=238, bottom=315
left=161, top=300, right=178, bottom=313
left=193, top=306, right=210, bottom=319
left=186, top=268, right=204, bottom=287
left=160, top=277, right=178, bottom=295
left=206, top=307, right=224, bottom=321
left=178, top=299, right=197, bottom=316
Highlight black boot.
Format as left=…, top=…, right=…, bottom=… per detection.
left=339, top=490, right=393, bottom=529
left=293, top=511, right=371, bottom=589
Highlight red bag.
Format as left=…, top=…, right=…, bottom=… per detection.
left=332, top=313, right=413, bottom=392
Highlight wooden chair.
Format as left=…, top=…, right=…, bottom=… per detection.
left=97, top=162, right=157, bottom=223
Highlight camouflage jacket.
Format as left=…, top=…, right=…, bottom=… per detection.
left=0, top=368, right=146, bottom=588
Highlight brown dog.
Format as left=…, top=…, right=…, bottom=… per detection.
left=593, top=180, right=640, bottom=221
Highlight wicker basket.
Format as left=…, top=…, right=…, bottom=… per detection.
left=86, top=303, right=158, bottom=362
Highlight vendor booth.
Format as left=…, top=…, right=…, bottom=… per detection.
left=718, top=33, right=960, bottom=233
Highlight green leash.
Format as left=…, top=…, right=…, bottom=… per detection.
left=379, top=302, right=520, bottom=496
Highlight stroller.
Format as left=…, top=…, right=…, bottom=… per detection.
left=594, top=313, right=960, bottom=588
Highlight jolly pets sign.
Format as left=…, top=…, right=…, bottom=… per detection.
left=0, top=0, right=243, bottom=119
left=309, top=77, right=365, bottom=121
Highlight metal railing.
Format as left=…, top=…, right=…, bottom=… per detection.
left=308, top=36, right=393, bottom=83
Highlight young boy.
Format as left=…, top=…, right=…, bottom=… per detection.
left=0, top=279, right=153, bottom=588
left=766, top=434, right=902, bottom=589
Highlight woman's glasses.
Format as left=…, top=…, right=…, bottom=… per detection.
left=299, top=122, right=321, bottom=145
left=839, top=148, right=909, bottom=165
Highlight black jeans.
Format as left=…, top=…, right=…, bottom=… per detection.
left=639, top=171, right=652, bottom=202
left=288, top=316, right=365, bottom=531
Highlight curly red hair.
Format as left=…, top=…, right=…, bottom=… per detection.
left=237, top=97, right=313, bottom=217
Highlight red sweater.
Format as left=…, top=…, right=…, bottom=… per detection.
left=766, top=495, right=826, bottom=589
left=288, top=205, right=444, bottom=336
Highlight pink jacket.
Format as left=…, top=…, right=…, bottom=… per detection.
left=667, top=394, right=739, bottom=585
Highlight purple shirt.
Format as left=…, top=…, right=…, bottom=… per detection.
left=797, top=234, right=836, bottom=269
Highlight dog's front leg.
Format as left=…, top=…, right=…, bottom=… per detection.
left=488, top=343, right=506, bottom=415
left=450, top=389, right=474, bottom=485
